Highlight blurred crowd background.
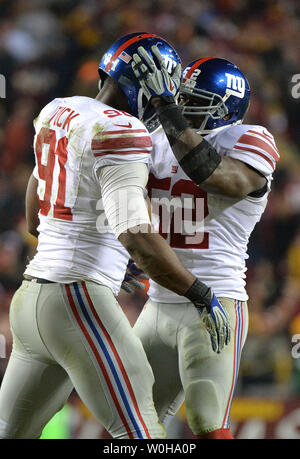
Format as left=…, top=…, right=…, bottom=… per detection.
left=0, top=0, right=300, bottom=439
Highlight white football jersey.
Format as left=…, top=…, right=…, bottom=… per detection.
left=148, top=123, right=279, bottom=302
left=25, top=96, right=152, bottom=294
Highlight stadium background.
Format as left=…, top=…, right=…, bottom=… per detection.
left=0, top=0, right=300, bottom=439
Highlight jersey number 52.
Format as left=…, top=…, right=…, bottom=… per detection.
left=147, top=174, right=209, bottom=249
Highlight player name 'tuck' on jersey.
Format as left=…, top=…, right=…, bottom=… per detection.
left=25, top=96, right=152, bottom=293
left=148, top=123, right=279, bottom=303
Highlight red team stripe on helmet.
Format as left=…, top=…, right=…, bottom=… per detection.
left=185, top=57, right=216, bottom=79
left=92, top=136, right=152, bottom=151
left=105, top=33, right=158, bottom=72
left=81, top=282, right=151, bottom=439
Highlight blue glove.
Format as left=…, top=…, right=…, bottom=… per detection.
left=131, top=45, right=181, bottom=100
left=185, top=279, right=231, bottom=353
left=198, top=293, right=231, bottom=353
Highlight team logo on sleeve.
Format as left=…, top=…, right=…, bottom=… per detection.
left=225, top=73, right=246, bottom=98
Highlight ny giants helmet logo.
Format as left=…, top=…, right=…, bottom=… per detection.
left=183, top=68, right=246, bottom=98
left=225, top=73, right=246, bottom=98
left=163, top=55, right=178, bottom=73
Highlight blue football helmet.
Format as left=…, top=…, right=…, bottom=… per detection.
left=98, top=32, right=181, bottom=122
left=180, top=57, right=250, bottom=134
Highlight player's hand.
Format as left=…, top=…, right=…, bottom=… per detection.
left=193, top=291, right=231, bottom=353
left=121, top=259, right=149, bottom=294
left=131, top=45, right=181, bottom=101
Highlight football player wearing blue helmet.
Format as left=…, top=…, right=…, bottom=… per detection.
left=132, top=49, right=279, bottom=439
left=180, top=57, right=250, bottom=134
left=0, top=34, right=231, bottom=440
left=98, top=32, right=181, bottom=122
left=133, top=50, right=265, bottom=199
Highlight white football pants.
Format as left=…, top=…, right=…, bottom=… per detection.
left=0, top=280, right=165, bottom=439
left=134, top=297, right=248, bottom=435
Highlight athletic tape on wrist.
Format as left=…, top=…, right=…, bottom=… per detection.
left=155, top=100, right=189, bottom=146
left=179, top=139, right=221, bottom=185
left=184, top=279, right=212, bottom=309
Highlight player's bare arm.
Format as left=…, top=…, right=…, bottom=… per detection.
left=150, top=104, right=266, bottom=198
left=200, top=156, right=266, bottom=198
left=119, top=224, right=195, bottom=296
left=119, top=222, right=231, bottom=355
left=25, top=172, right=39, bottom=237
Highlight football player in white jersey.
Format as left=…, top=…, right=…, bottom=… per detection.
left=131, top=47, right=279, bottom=438
left=0, top=34, right=230, bottom=439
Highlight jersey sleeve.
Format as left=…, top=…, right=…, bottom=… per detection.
left=91, top=115, right=152, bottom=178
left=225, top=126, right=280, bottom=177
left=98, top=162, right=151, bottom=238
